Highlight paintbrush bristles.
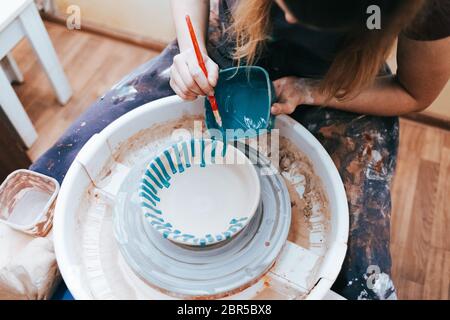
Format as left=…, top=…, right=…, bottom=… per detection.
left=213, top=110, right=222, bottom=127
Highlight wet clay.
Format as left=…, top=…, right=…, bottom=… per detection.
left=114, top=114, right=204, bottom=164
left=278, top=137, right=329, bottom=249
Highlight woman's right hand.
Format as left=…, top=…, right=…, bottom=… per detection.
left=169, top=48, right=219, bottom=101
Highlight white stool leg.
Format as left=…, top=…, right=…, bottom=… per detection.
left=0, top=66, right=37, bottom=148
left=1, top=53, right=24, bottom=83
left=19, top=3, right=72, bottom=105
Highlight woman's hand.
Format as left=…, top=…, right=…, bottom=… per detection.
left=271, top=77, right=317, bottom=115
left=170, top=48, right=219, bottom=100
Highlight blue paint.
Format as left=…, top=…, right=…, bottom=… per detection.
left=141, top=178, right=158, bottom=195
left=150, top=163, right=170, bottom=188
left=139, top=190, right=157, bottom=206
left=211, top=139, right=217, bottom=164
left=145, top=170, right=163, bottom=189
left=144, top=210, right=164, bottom=222
left=222, top=141, right=227, bottom=157
left=164, top=150, right=177, bottom=174
left=142, top=202, right=162, bottom=216
left=172, top=143, right=184, bottom=173
left=182, top=141, right=191, bottom=168
left=204, top=66, right=276, bottom=141
left=140, top=139, right=251, bottom=246
left=190, top=139, right=196, bottom=158
left=200, top=139, right=206, bottom=167
left=155, top=157, right=171, bottom=182
left=141, top=184, right=160, bottom=202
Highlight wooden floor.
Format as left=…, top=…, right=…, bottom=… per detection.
left=391, top=119, right=450, bottom=300
left=10, top=22, right=450, bottom=300
left=11, top=21, right=157, bottom=160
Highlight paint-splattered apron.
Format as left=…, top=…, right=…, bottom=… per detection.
left=32, top=1, right=398, bottom=300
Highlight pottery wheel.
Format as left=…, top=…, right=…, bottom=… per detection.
left=113, top=143, right=291, bottom=298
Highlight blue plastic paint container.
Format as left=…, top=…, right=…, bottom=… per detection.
left=204, top=66, right=276, bottom=140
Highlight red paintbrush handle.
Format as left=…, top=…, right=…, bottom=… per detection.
left=186, top=15, right=219, bottom=112
left=208, top=96, right=219, bottom=111
left=185, top=15, right=208, bottom=78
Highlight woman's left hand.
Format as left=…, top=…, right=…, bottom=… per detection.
left=271, top=76, right=317, bottom=115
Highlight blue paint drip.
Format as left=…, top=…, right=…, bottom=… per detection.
left=190, top=139, right=195, bottom=157
left=140, top=191, right=156, bottom=206
left=141, top=140, right=253, bottom=246
left=143, top=209, right=164, bottom=221
left=164, top=150, right=177, bottom=174
left=211, top=139, right=217, bottom=164
left=222, top=141, right=227, bottom=157
left=141, top=185, right=160, bottom=202
left=141, top=202, right=162, bottom=215
left=150, top=163, right=170, bottom=188
left=229, top=217, right=247, bottom=224
left=200, top=139, right=206, bottom=167
left=172, top=144, right=184, bottom=173
left=181, top=141, right=191, bottom=168
left=141, top=178, right=157, bottom=195
left=139, top=192, right=159, bottom=206
left=145, top=170, right=163, bottom=189
left=155, top=157, right=171, bottom=181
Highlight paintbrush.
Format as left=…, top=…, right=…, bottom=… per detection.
left=185, top=15, right=222, bottom=127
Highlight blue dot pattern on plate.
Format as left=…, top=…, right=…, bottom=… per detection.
left=139, top=138, right=249, bottom=246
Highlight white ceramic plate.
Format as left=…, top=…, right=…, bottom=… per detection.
left=139, top=139, right=260, bottom=246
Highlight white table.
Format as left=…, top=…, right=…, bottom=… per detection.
left=0, top=0, right=72, bottom=148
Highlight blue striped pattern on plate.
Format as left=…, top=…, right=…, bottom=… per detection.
left=139, top=139, right=249, bottom=246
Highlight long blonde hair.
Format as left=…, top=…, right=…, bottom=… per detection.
left=230, top=0, right=425, bottom=100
